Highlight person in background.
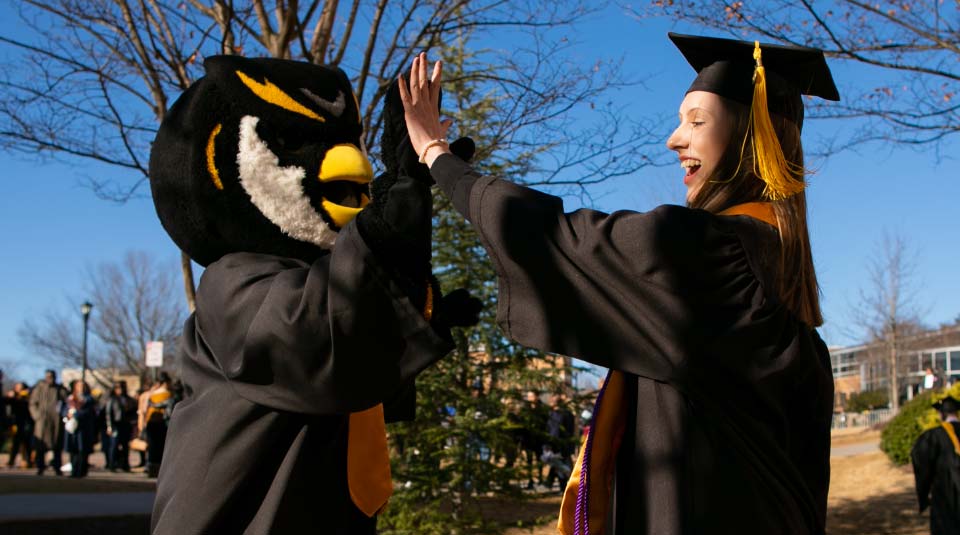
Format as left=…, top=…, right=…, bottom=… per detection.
left=543, top=393, right=576, bottom=492
left=519, top=390, right=547, bottom=489
left=135, top=378, right=155, bottom=469
left=29, top=369, right=67, bottom=476
left=6, top=382, right=34, bottom=469
left=911, top=395, right=960, bottom=535
left=923, top=367, right=939, bottom=392
left=145, top=373, right=175, bottom=478
left=95, top=387, right=110, bottom=468
left=64, top=380, right=97, bottom=478
left=105, top=381, right=136, bottom=472
left=0, top=369, right=8, bottom=459
left=579, top=409, right=593, bottom=440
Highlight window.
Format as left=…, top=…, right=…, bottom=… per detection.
left=951, top=351, right=960, bottom=373
left=832, top=351, right=860, bottom=377
left=936, top=352, right=948, bottom=372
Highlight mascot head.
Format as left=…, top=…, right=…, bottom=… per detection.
left=149, top=56, right=373, bottom=266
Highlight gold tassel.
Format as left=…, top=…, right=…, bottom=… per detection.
left=748, top=41, right=806, bottom=200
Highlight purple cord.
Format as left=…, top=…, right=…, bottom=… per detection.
left=575, top=372, right=612, bottom=535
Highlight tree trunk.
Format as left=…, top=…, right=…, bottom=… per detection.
left=889, top=340, right=900, bottom=411
left=180, top=250, right=196, bottom=313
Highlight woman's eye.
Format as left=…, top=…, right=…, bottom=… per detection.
left=691, top=121, right=705, bottom=128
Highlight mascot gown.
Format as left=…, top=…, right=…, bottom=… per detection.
left=148, top=56, right=461, bottom=534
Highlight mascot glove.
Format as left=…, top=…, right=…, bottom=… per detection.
left=434, top=288, right=483, bottom=329
left=357, top=174, right=433, bottom=307
left=381, top=81, right=432, bottom=184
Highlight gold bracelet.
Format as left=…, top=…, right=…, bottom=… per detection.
left=418, top=139, right=449, bottom=164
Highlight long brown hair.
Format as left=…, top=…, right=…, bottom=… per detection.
left=687, top=96, right=823, bottom=327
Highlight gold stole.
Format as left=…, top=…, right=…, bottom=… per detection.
left=942, top=422, right=960, bottom=455
left=718, top=202, right=779, bottom=229
left=346, top=282, right=435, bottom=517
left=557, top=202, right=777, bottom=534
left=348, top=405, right=392, bottom=516
left=557, top=371, right=628, bottom=535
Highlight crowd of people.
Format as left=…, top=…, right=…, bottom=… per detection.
left=1, top=364, right=589, bottom=490
left=0, top=368, right=178, bottom=479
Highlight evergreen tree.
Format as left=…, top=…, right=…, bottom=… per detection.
left=380, top=31, right=576, bottom=535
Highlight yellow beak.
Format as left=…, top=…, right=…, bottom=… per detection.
left=318, top=144, right=373, bottom=227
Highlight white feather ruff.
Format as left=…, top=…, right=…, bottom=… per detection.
left=237, top=115, right=338, bottom=249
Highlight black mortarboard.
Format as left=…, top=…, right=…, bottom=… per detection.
left=933, top=396, right=960, bottom=414
left=670, top=32, right=839, bottom=128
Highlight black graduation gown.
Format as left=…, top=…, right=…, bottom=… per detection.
left=430, top=154, right=833, bottom=535
left=911, top=422, right=960, bottom=535
left=151, top=222, right=453, bottom=535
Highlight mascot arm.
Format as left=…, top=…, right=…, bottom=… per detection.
left=355, top=174, right=433, bottom=312
left=194, top=223, right=452, bottom=416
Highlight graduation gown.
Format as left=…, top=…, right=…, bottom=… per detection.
left=911, top=422, right=960, bottom=535
left=429, top=153, right=833, bottom=535
left=151, top=222, right=453, bottom=534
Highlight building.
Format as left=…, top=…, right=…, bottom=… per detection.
left=830, top=324, right=960, bottom=412
left=61, top=367, right=145, bottom=397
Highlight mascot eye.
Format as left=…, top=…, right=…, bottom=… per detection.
left=276, top=134, right=304, bottom=151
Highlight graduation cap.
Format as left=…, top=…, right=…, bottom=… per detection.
left=669, top=33, right=840, bottom=200
left=933, top=396, right=960, bottom=414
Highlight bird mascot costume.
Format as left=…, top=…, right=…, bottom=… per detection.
left=148, top=55, right=478, bottom=534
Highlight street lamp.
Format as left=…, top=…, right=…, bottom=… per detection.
left=80, top=301, right=93, bottom=384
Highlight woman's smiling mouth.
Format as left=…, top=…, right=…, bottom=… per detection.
left=681, top=158, right=702, bottom=184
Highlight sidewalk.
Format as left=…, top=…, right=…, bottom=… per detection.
left=0, top=450, right=155, bottom=535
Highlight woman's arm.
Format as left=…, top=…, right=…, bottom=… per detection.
left=396, top=54, right=784, bottom=391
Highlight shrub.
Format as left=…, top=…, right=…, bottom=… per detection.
left=845, top=389, right=889, bottom=412
left=880, top=383, right=960, bottom=465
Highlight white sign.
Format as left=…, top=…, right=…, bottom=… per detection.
left=145, top=341, right=164, bottom=368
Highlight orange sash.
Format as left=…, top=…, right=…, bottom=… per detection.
left=346, top=279, right=434, bottom=517
left=719, top=202, right=779, bottom=230
left=942, top=422, right=960, bottom=456
left=558, top=372, right=627, bottom=535
left=348, top=404, right=392, bottom=517
left=145, top=389, right=172, bottom=423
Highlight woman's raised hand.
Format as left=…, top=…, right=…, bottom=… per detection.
left=398, top=52, right=452, bottom=167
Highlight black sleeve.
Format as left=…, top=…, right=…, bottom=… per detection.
left=431, top=154, right=756, bottom=385
left=431, top=153, right=480, bottom=218
left=911, top=430, right=937, bottom=513
left=192, top=221, right=453, bottom=415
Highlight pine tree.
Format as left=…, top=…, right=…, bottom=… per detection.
left=379, top=29, right=575, bottom=535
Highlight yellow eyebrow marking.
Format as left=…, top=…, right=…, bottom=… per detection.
left=206, top=123, right=223, bottom=190
left=235, top=70, right=325, bottom=122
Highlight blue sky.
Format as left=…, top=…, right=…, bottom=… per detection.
left=1, top=4, right=957, bottom=383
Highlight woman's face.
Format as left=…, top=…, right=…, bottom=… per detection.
left=666, top=91, right=733, bottom=203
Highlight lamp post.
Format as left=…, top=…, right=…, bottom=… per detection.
left=80, top=301, right=93, bottom=384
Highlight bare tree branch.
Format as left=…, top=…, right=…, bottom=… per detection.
left=2, top=0, right=663, bottom=313
left=638, top=0, right=960, bottom=150
left=18, top=252, right=186, bottom=381
left=848, top=231, right=928, bottom=410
